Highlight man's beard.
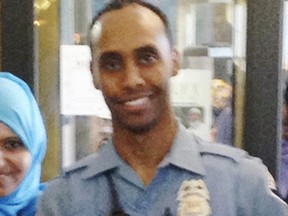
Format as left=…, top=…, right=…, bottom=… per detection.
left=113, top=114, right=159, bottom=134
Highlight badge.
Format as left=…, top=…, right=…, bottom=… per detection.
left=177, top=179, right=211, bottom=216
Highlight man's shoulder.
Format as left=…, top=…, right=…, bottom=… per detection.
left=42, top=152, right=108, bottom=199
left=38, top=152, right=111, bottom=214
left=63, top=153, right=99, bottom=176
left=45, top=153, right=102, bottom=189
left=196, top=139, right=267, bottom=177
left=198, top=139, right=249, bottom=163
left=196, top=139, right=279, bottom=195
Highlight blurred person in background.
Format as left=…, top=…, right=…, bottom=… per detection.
left=279, top=83, right=288, bottom=203
left=0, top=72, right=47, bottom=215
left=211, top=79, right=233, bottom=145
left=187, top=107, right=207, bottom=140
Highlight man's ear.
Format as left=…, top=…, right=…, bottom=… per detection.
left=90, top=61, right=100, bottom=89
left=171, top=47, right=180, bottom=77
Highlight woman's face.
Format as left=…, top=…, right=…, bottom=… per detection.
left=0, top=122, right=31, bottom=196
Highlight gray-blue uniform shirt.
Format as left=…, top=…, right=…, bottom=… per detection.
left=37, top=124, right=288, bottom=215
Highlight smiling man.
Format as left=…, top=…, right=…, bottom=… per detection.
left=37, top=0, right=288, bottom=215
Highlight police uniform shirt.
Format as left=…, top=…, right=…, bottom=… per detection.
left=37, top=124, right=288, bottom=215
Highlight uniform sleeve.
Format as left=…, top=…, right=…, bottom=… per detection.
left=36, top=178, right=72, bottom=215
left=236, top=156, right=288, bottom=216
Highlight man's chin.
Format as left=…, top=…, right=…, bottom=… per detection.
left=123, top=119, right=158, bottom=134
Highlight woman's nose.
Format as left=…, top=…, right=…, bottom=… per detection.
left=0, top=150, right=6, bottom=168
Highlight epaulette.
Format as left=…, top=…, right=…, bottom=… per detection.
left=62, top=153, right=99, bottom=176
left=197, top=138, right=248, bottom=163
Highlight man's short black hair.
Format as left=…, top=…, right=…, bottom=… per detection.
left=89, top=0, right=174, bottom=46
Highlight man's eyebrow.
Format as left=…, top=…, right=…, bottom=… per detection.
left=99, top=51, right=122, bottom=61
left=135, top=45, right=159, bottom=54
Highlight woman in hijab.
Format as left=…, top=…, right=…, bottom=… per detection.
left=0, top=72, right=47, bottom=215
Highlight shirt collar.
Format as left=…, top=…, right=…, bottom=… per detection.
left=80, top=140, right=120, bottom=179
left=81, top=123, right=206, bottom=179
left=160, top=123, right=206, bottom=176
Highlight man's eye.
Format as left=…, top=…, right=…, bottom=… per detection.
left=100, top=59, right=122, bottom=71
left=106, top=62, right=121, bottom=71
left=3, top=140, right=25, bottom=150
left=138, top=53, right=157, bottom=65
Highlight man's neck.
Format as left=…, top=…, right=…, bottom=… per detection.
left=112, top=116, right=178, bottom=185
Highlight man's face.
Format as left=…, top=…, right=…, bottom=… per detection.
left=91, top=4, right=179, bottom=132
left=0, top=122, right=31, bottom=196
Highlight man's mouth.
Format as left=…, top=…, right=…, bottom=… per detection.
left=125, top=97, right=149, bottom=106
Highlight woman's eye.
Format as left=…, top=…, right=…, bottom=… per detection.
left=3, top=140, right=25, bottom=150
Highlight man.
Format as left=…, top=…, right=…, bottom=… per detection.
left=211, top=79, right=233, bottom=146
left=37, top=0, right=288, bottom=215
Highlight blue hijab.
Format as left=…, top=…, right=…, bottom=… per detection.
left=0, top=72, right=47, bottom=215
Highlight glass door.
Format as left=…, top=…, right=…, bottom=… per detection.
left=59, top=0, right=247, bottom=167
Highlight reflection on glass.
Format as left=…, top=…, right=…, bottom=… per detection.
left=173, top=0, right=244, bottom=145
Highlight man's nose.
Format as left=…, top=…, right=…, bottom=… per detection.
left=122, top=62, right=145, bottom=89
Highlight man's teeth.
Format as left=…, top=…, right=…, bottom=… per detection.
left=125, top=97, right=148, bottom=106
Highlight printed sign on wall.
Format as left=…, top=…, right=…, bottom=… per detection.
left=170, top=69, right=213, bottom=140
left=60, top=45, right=111, bottom=119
